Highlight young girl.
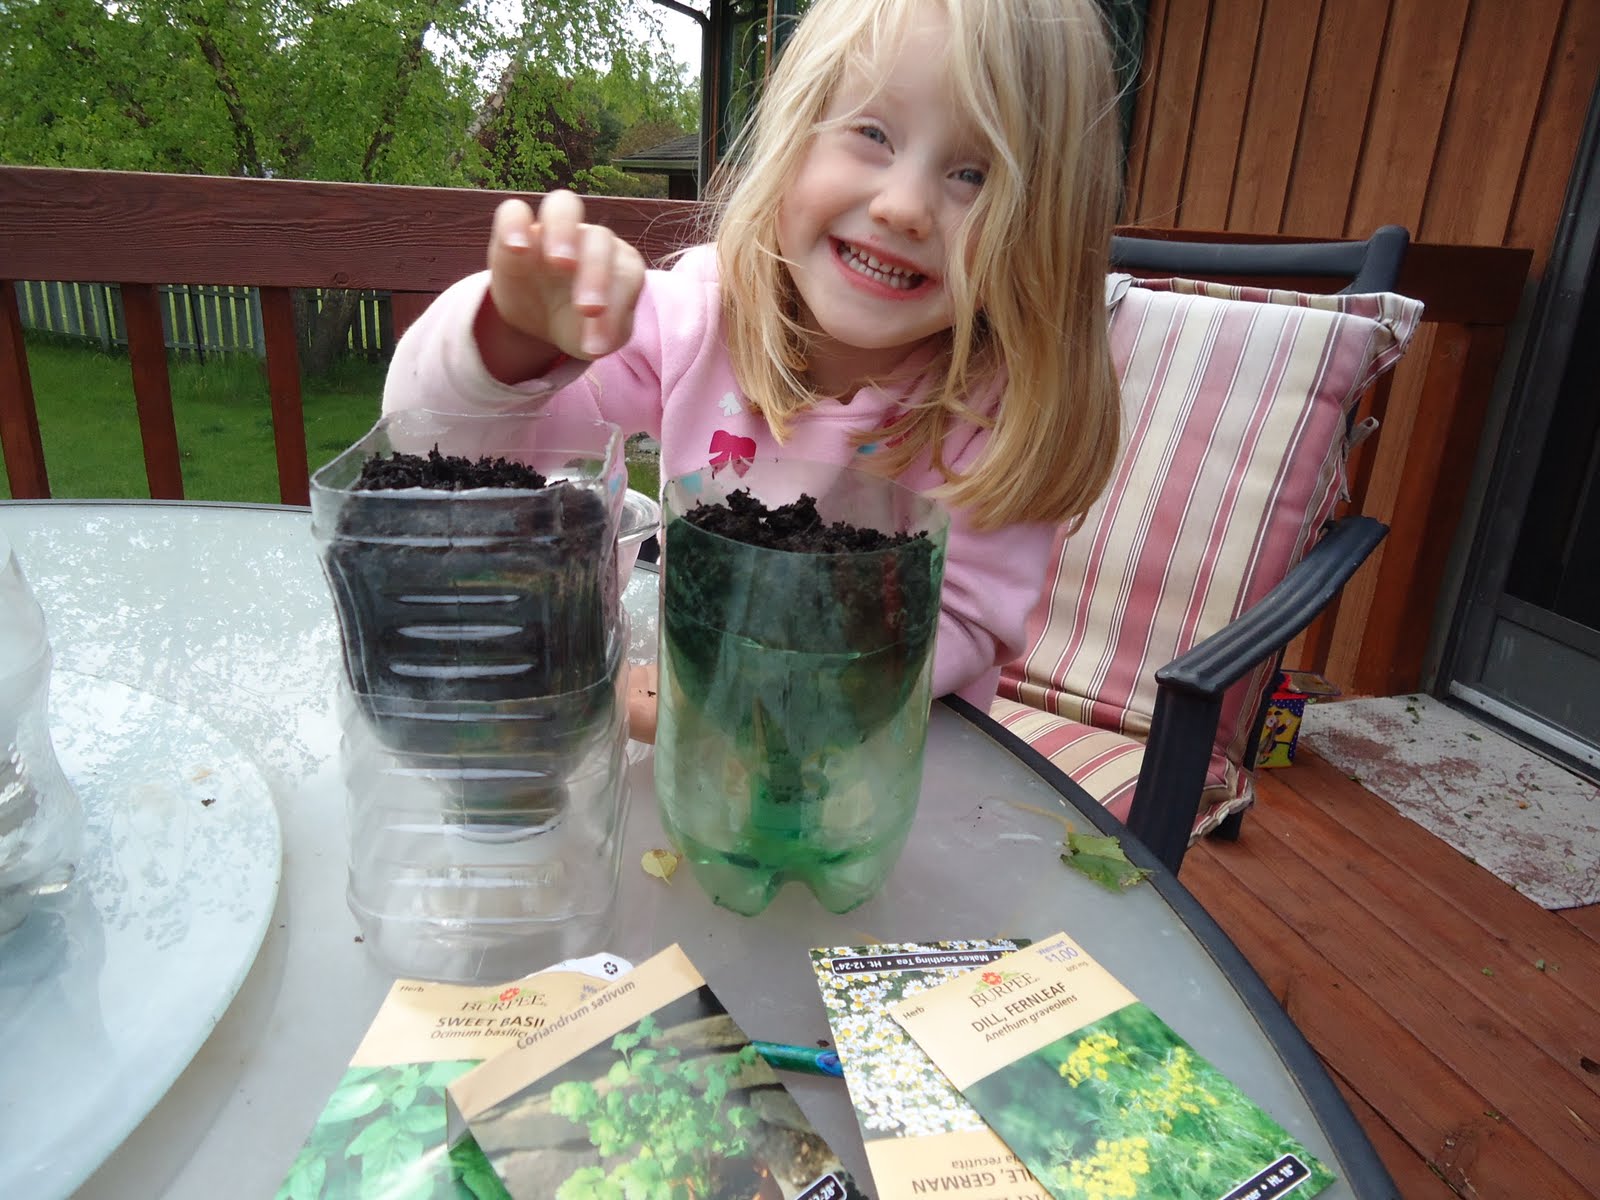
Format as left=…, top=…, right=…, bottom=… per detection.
left=383, top=0, right=1124, bottom=725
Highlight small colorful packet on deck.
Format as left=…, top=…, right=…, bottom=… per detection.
left=274, top=953, right=629, bottom=1200
left=890, top=934, right=1336, bottom=1200
left=446, top=943, right=863, bottom=1200
left=810, top=940, right=1050, bottom=1200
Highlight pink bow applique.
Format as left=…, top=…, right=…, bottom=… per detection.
left=707, top=429, right=757, bottom=477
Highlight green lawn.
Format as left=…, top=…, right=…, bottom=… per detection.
left=5, top=338, right=659, bottom=502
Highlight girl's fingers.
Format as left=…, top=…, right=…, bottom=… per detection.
left=581, top=242, right=645, bottom=357
left=571, top=223, right=616, bottom=315
left=536, top=189, right=585, bottom=266
left=490, top=198, right=536, bottom=256
left=489, top=189, right=642, bottom=359
left=627, top=663, right=659, bottom=744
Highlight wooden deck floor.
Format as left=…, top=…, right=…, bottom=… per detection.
left=1181, top=747, right=1600, bottom=1198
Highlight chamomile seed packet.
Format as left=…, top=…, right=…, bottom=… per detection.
left=811, top=940, right=1050, bottom=1200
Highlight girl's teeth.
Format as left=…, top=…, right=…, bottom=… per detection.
left=842, top=243, right=921, bottom=289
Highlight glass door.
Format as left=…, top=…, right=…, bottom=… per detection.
left=1441, top=85, right=1600, bottom=779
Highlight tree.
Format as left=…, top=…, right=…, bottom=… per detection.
left=0, top=0, right=697, bottom=373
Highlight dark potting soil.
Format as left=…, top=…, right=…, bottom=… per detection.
left=352, top=446, right=550, bottom=492
left=325, top=445, right=617, bottom=717
left=682, top=489, right=924, bottom=553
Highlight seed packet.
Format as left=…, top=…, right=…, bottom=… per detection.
left=810, top=940, right=1048, bottom=1200
left=446, top=943, right=863, bottom=1200
left=274, top=953, right=629, bottom=1200
left=891, top=934, right=1336, bottom=1200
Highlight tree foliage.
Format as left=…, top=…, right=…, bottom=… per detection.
left=0, top=0, right=694, bottom=184
left=0, top=0, right=698, bottom=369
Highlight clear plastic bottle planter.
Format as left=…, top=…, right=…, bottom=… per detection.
left=310, top=409, right=631, bottom=981
left=0, top=529, right=84, bottom=937
left=655, top=460, right=948, bottom=916
left=335, top=674, right=629, bottom=983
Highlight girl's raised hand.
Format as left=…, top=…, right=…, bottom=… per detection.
left=484, top=191, right=646, bottom=369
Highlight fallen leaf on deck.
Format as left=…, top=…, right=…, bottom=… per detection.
left=641, top=848, right=679, bottom=883
left=1061, top=832, right=1151, bottom=892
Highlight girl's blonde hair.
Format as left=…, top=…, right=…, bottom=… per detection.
left=710, top=0, right=1124, bottom=532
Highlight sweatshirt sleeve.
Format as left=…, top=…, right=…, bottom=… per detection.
left=934, top=509, right=1056, bottom=710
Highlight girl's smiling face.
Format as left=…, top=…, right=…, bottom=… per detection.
left=776, top=12, right=988, bottom=396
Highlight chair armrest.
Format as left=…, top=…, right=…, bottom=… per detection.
left=1125, top=515, right=1389, bottom=871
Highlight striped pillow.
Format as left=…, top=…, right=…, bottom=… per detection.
left=997, top=277, right=1424, bottom=833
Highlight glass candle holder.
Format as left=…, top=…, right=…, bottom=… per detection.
left=0, top=529, right=84, bottom=937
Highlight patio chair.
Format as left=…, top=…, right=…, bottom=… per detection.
left=985, top=227, right=1424, bottom=874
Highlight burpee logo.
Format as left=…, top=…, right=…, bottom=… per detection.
left=973, top=969, right=1023, bottom=993
left=498, top=986, right=520, bottom=1002
left=968, top=969, right=1039, bottom=1009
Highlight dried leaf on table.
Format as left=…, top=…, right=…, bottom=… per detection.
left=641, top=848, right=679, bottom=882
left=1061, top=832, right=1152, bottom=892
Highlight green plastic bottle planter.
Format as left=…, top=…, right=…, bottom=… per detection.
left=655, top=459, right=949, bottom=915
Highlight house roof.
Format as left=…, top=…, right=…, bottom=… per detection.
left=613, top=133, right=700, bottom=175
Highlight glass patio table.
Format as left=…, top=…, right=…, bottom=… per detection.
left=0, top=500, right=1395, bottom=1199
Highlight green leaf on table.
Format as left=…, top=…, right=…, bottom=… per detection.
left=1061, top=832, right=1152, bottom=891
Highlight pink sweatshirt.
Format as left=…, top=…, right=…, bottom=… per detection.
left=382, top=245, right=1055, bottom=709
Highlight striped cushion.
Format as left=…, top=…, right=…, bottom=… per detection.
left=989, top=697, right=1146, bottom=817
left=997, top=277, right=1424, bottom=835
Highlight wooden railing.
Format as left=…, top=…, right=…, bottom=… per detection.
left=0, top=165, right=1531, bottom=694
left=0, top=166, right=706, bottom=505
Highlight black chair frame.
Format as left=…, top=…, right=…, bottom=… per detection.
left=1111, top=225, right=1410, bottom=297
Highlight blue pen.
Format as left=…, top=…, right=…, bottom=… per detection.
left=752, top=1040, right=844, bottom=1078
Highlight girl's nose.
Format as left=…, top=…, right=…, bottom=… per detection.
left=868, top=168, right=936, bottom=240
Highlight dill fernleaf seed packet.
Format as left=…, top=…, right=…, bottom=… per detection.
left=890, top=934, right=1337, bottom=1200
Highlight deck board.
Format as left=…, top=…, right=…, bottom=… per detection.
left=1181, top=747, right=1600, bottom=1196
left=1330, top=1079, right=1459, bottom=1200
left=1562, top=902, right=1600, bottom=948
left=1281, top=750, right=1600, bottom=1011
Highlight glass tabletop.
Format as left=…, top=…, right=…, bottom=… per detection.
left=0, top=500, right=1384, bottom=1200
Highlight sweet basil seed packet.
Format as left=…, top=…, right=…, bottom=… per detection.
left=274, top=953, right=629, bottom=1200
left=446, top=944, right=862, bottom=1200
left=891, top=934, right=1337, bottom=1200
left=811, top=940, right=1049, bottom=1200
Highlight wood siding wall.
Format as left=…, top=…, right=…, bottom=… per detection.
left=1124, top=0, right=1600, bottom=695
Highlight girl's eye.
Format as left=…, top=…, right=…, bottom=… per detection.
left=854, top=123, right=889, bottom=146
left=954, top=167, right=985, bottom=188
